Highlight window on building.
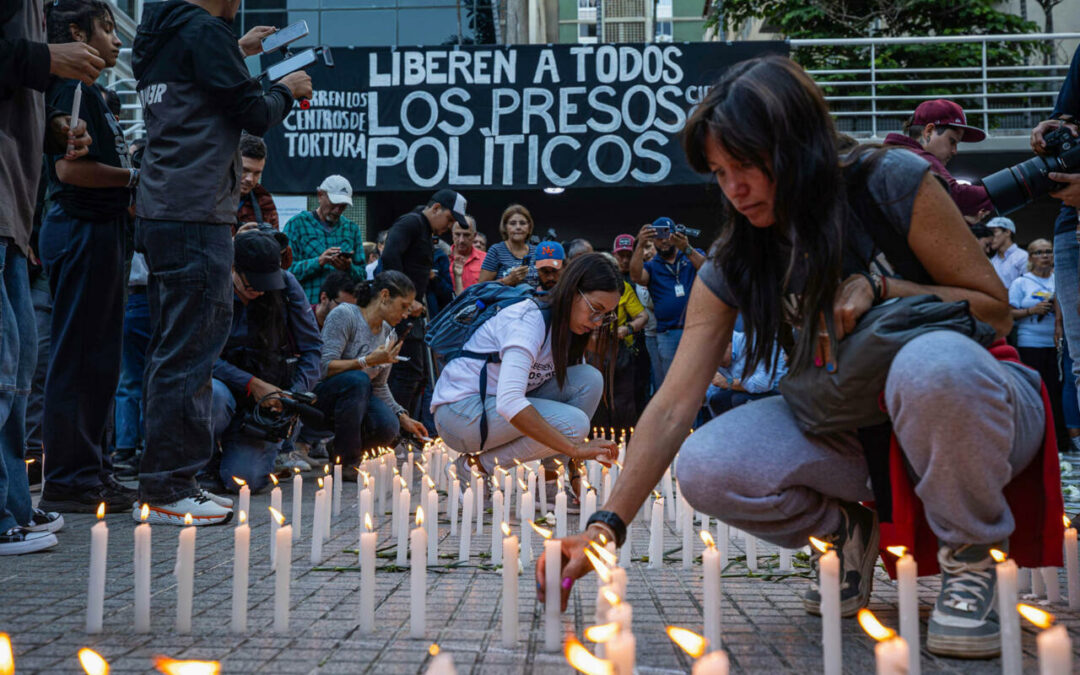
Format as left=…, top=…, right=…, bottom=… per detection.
left=655, top=20, right=672, bottom=41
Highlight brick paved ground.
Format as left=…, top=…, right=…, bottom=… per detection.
left=3, top=462, right=1080, bottom=675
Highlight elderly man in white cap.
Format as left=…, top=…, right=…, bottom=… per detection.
left=283, top=174, right=368, bottom=304
left=987, top=216, right=1029, bottom=290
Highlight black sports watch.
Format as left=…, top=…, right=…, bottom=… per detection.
left=586, top=510, right=627, bottom=548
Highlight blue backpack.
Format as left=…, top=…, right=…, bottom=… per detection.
left=426, top=282, right=551, bottom=450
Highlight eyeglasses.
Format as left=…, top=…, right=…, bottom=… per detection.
left=1030, top=250, right=1053, bottom=256
left=579, top=290, right=617, bottom=325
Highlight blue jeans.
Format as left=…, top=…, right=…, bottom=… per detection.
left=115, top=290, right=150, bottom=450
left=655, top=328, right=684, bottom=386
left=434, top=364, right=604, bottom=473
left=645, top=334, right=662, bottom=393
left=310, top=370, right=399, bottom=464
left=212, top=379, right=281, bottom=493
left=1055, top=230, right=1080, bottom=406
left=136, top=220, right=234, bottom=504
left=24, top=273, right=50, bottom=454
left=0, top=239, right=35, bottom=531
left=38, top=205, right=125, bottom=490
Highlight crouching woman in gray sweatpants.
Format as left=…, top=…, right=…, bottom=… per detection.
left=539, top=56, right=1048, bottom=661
left=432, top=254, right=622, bottom=487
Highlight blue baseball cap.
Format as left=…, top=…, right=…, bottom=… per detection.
left=534, top=241, right=565, bottom=269
left=652, top=216, right=675, bottom=229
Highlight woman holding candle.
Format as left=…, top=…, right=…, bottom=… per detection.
left=432, top=254, right=620, bottom=487
left=540, top=56, right=1061, bottom=661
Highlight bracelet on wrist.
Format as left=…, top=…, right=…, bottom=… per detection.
left=357, top=356, right=368, bottom=369
left=586, top=510, right=627, bottom=548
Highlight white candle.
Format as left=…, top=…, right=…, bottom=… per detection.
left=555, top=487, right=568, bottom=539
left=602, top=468, right=612, bottom=504
left=426, top=647, right=457, bottom=675
left=818, top=544, right=841, bottom=675
left=396, top=488, right=411, bottom=567
left=175, top=514, right=196, bottom=634
left=1066, top=523, right=1079, bottom=610
left=580, top=488, right=597, bottom=533
left=322, top=474, right=334, bottom=538
left=392, top=472, right=402, bottom=535
left=474, top=472, right=484, bottom=536
left=501, top=524, right=519, bottom=648
left=491, top=493, right=504, bottom=565
left=272, top=512, right=292, bottom=634
left=459, top=487, right=473, bottom=562
left=1042, top=567, right=1061, bottom=603
left=538, top=464, right=547, bottom=515
left=426, top=484, right=438, bottom=561
left=311, top=485, right=326, bottom=564
left=333, top=462, right=343, bottom=516
left=874, top=636, right=909, bottom=675
left=134, top=505, right=151, bottom=633
left=1033, top=565, right=1046, bottom=597
left=675, top=484, right=684, bottom=534
left=449, top=476, right=460, bottom=536
left=649, top=498, right=664, bottom=569
left=359, top=514, right=376, bottom=634
left=231, top=510, right=250, bottom=634
left=544, top=537, right=561, bottom=651
left=885, top=547, right=919, bottom=675
left=503, top=472, right=513, bottom=523
left=692, top=651, right=730, bottom=674
left=607, top=630, right=636, bottom=675
left=403, top=455, right=413, bottom=490
left=1019, top=567, right=1032, bottom=593
left=359, top=483, right=373, bottom=560
left=520, top=491, right=534, bottom=565
left=662, top=467, right=674, bottom=520
left=1037, top=624, right=1073, bottom=674
left=410, top=508, right=427, bottom=638
left=717, top=521, right=729, bottom=569
left=86, top=503, right=108, bottom=634
left=377, top=459, right=388, bottom=516
left=234, top=477, right=250, bottom=522
left=995, top=553, right=1021, bottom=675
left=682, top=504, right=694, bottom=570
left=779, top=548, right=793, bottom=572
left=292, top=471, right=303, bottom=540
left=745, top=535, right=758, bottom=572
left=701, top=533, right=722, bottom=652
left=270, top=479, right=282, bottom=568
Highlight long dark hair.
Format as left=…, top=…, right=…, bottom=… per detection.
left=355, top=270, right=415, bottom=307
left=541, top=253, right=622, bottom=387
left=683, top=55, right=844, bottom=376
left=46, top=0, right=114, bottom=44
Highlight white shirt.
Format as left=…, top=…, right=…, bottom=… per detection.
left=431, top=299, right=553, bottom=421
left=991, top=243, right=1029, bottom=291
left=1008, top=272, right=1056, bottom=348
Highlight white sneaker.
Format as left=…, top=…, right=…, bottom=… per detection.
left=200, top=489, right=233, bottom=509
left=0, top=526, right=58, bottom=555
left=134, top=494, right=233, bottom=526
left=24, top=508, right=64, bottom=534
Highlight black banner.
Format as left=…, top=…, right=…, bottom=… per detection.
left=261, top=41, right=788, bottom=193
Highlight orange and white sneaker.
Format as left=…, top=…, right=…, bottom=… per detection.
left=133, top=493, right=233, bottom=526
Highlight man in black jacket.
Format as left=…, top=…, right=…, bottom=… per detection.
left=381, top=189, right=465, bottom=423
left=132, top=0, right=311, bottom=525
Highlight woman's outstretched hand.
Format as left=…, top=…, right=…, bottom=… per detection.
left=568, top=439, right=618, bottom=467
left=535, top=528, right=603, bottom=611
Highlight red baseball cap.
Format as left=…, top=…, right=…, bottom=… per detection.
left=613, top=234, right=635, bottom=253
left=911, top=99, right=986, bottom=142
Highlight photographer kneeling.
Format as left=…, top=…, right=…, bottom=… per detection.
left=211, top=232, right=321, bottom=498
left=432, top=254, right=620, bottom=483
left=318, top=271, right=429, bottom=468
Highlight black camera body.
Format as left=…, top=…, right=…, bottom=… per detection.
left=529, top=228, right=559, bottom=246
left=654, top=223, right=702, bottom=240
left=983, top=126, right=1080, bottom=215
left=239, top=390, right=323, bottom=443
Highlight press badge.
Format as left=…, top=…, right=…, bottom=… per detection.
left=674, top=283, right=686, bottom=297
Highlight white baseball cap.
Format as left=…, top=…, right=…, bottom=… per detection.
left=318, top=175, right=353, bottom=206
left=987, top=216, right=1015, bottom=233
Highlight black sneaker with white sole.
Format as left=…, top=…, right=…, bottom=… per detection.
left=804, top=500, right=879, bottom=618
left=39, top=482, right=133, bottom=514
left=25, top=508, right=64, bottom=534
left=0, top=526, right=58, bottom=555
left=927, top=544, right=1000, bottom=659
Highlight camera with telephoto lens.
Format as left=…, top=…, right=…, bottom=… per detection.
left=654, top=223, right=701, bottom=240
left=983, top=125, right=1080, bottom=215
left=239, top=390, right=324, bottom=442
left=529, top=228, right=558, bottom=246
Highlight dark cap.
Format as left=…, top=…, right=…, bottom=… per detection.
left=429, top=189, right=469, bottom=226
left=911, top=99, right=986, bottom=143
left=234, top=232, right=286, bottom=292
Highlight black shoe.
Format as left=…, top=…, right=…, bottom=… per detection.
left=927, top=544, right=1000, bottom=658
left=0, top=526, right=57, bottom=555
left=101, top=473, right=137, bottom=504
left=39, top=481, right=133, bottom=514
left=804, top=501, right=879, bottom=618
left=197, top=472, right=227, bottom=495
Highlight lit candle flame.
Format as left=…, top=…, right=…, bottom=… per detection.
left=990, top=548, right=1007, bottom=563
left=885, top=545, right=907, bottom=558
left=96, top=502, right=106, bottom=520
left=322, top=464, right=330, bottom=475
left=501, top=522, right=512, bottom=537
left=518, top=477, right=527, bottom=492
left=584, top=622, right=619, bottom=643
left=360, top=471, right=371, bottom=488
left=398, top=476, right=407, bottom=489
left=529, top=520, right=553, bottom=539
left=183, top=513, right=193, bottom=526
left=78, top=647, right=109, bottom=675
left=140, top=503, right=149, bottom=522
left=428, top=644, right=440, bottom=656
left=238, top=510, right=247, bottom=525
left=416, top=506, right=424, bottom=526
left=651, top=490, right=661, bottom=501
left=809, top=536, right=830, bottom=553
left=268, top=506, right=285, bottom=526
left=857, top=609, right=896, bottom=642
left=584, top=549, right=612, bottom=584
left=601, top=588, right=620, bottom=607
left=564, top=635, right=614, bottom=675
left=232, top=476, right=246, bottom=487
left=1017, top=603, right=1054, bottom=629
left=0, top=633, right=13, bottom=675
left=588, top=541, right=617, bottom=567
left=293, top=467, right=301, bottom=474
left=270, top=474, right=279, bottom=486
left=317, top=477, right=324, bottom=489
left=335, top=456, right=341, bottom=464
left=415, top=461, right=426, bottom=475
left=427, top=476, right=436, bottom=490
left=24, top=458, right=34, bottom=465
left=666, top=626, right=707, bottom=658
left=152, top=656, right=221, bottom=675
left=700, top=530, right=715, bottom=549
left=1065, top=514, right=1073, bottom=529
left=365, top=513, right=373, bottom=532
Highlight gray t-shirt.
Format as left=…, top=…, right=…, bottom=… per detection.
left=699, top=149, right=931, bottom=308
left=320, top=304, right=406, bottom=416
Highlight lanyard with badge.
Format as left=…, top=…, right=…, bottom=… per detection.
left=665, top=257, right=687, bottom=298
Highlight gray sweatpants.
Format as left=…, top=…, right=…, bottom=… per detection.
left=676, top=331, right=1046, bottom=548
left=434, top=364, right=604, bottom=474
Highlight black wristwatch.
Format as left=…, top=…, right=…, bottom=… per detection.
left=586, top=510, right=627, bottom=548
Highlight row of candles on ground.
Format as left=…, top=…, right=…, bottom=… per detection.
left=0, top=635, right=220, bottom=675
